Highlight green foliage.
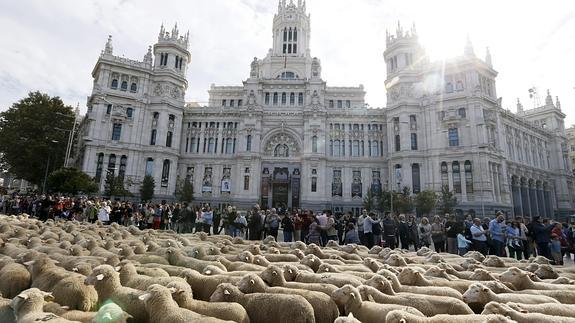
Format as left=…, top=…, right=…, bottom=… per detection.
left=363, top=189, right=376, bottom=212
left=104, top=173, right=132, bottom=198
left=46, top=167, right=98, bottom=195
left=176, top=178, right=194, bottom=202
left=414, top=190, right=438, bottom=216
left=140, top=175, right=155, bottom=202
left=393, top=186, right=414, bottom=214
left=0, top=91, right=75, bottom=186
left=438, top=185, right=458, bottom=214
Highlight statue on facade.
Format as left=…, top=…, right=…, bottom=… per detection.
left=250, top=57, right=258, bottom=78
left=247, top=90, right=256, bottom=105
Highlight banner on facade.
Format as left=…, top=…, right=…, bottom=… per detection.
left=221, top=179, right=231, bottom=192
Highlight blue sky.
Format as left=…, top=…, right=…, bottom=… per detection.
left=0, top=0, right=573, bottom=127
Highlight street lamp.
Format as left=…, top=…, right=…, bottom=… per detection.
left=476, top=144, right=489, bottom=218
left=389, top=120, right=409, bottom=215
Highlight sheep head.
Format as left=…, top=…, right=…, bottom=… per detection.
left=462, top=283, right=492, bottom=304
left=260, top=265, right=285, bottom=286
left=331, top=285, right=360, bottom=307
left=238, top=273, right=266, bottom=293
left=210, top=283, right=241, bottom=302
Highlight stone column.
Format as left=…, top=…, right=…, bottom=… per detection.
left=528, top=180, right=538, bottom=218
left=520, top=179, right=530, bottom=218
left=537, top=184, right=545, bottom=217
left=461, top=160, right=468, bottom=202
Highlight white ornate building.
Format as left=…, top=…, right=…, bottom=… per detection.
left=77, top=0, right=574, bottom=218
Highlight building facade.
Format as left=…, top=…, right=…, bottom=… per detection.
left=77, top=0, right=574, bottom=218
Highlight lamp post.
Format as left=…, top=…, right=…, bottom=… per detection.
left=54, top=108, right=78, bottom=168
left=389, top=120, right=409, bottom=215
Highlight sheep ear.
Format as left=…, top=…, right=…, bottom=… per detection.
left=368, top=294, right=375, bottom=302
left=43, top=292, right=55, bottom=302
left=288, top=269, right=293, bottom=274
left=400, top=319, right=407, bottom=323
left=205, top=270, right=212, bottom=275
left=482, top=287, right=489, bottom=292
left=72, top=267, right=78, bottom=272
left=60, top=306, right=70, bottom=310
left=250, top=279, right=255, bottom=285
left=17, top=294, right=29, bottom=300
left=223, top=289, right=231, bottom=295
left=348, top=313, right=355, bottom=319
left=23, top=260, right=35, bottom=266
left=168, top=287, right=177, bottom=293
left=325, top=268, right=330, bottom=271
left=272, top=271, right=277, bottom=276
left=96, top=274, right=105, bottom=281
left=138, top=293, right=150, bottom=301
left=350, top=293, right=356, bottom=299
left=115, top=266, right=121, bottom=272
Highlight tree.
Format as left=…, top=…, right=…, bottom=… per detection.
left=414, top=190, right=438, bottom=217
left=104, top=173, right=132, bottom=198
left=363, top=189, right=376, bottom=212
left=140, top=175, right=155, bottom=202
left=393, top=186, right=414, bottom=214
left=0, top=92, right=75, bottom=186
left=176, top=178, right=194, bottom=202
left=47, top=167, right=98, bottom=195
left=376, top=190, right=392, bottom=213
left=438, top=185, right=458, bottom=214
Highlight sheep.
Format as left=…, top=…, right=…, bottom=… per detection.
left=481, top=302, right=575, bottom=323
left=316, top=263, right=375, bottom=280
left=358, top=284, right=473, bottom=316
left=334, top=313, right=361, bottom=323
left=533, top=264, right=559, bottom=279
left=0, top=258, right=30, bottom=298
left=217, top=256, right=265, bottom=272
left=238, top=273, right=339, bottom=323
left=330, top=285, right=423, bottom=323
left=385, top=309, right=516, bottom=323
left=134, top=265, right=169, bottom=278
left=117, top=262, right=188, bottom=290
left=43, top=302, right=98, bottom=323
left=84, top=264, right=148, bottom=323
left=497, top=302, right=575, bottom=318
left=166, top=280, right=250, bottom=323
left=179, top=268, right=241, bottom=301
left=118, top=245, right=169, bottom=265
left=283, top=264, right=365, bottom=288
left=166, top=248, right=227, bottom=272
left=10, top=288, right=80, bottom=323
left=499, top=267, right=575, bottom=291
left=260, top=265, right=337, bottom=296
left=210, top=282, right=316, bottom=323
left=139, top=284, right=231, bottom=323
left=0, top=293, right=15, bottom=323
left=377, top=268, right=463, bottom=300
left=461, top=283, right=559, bottom=308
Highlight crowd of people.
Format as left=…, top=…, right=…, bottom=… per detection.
left=2, top=192, right=575, bottom=265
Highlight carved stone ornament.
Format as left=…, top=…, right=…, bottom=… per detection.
left=263, top=131, right=299, bottom=157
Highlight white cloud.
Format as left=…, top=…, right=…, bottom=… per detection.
left=0, top=0, right=573, bottom=126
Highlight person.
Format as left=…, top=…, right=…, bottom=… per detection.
left=357, top=210, right=367, bottom=245
left=506, top=220, right=523, bottom=260
left=248, top=205, right=263, bottom=240
left=470, top=218, right=489, bottom=255
left=418, top=217, right=432, bottom=248
left=281, top=213, right=294, bottom=242
left=532, top=216, right=553, bottom=260
left=457, top=226, right=472, bottom=256
left=407, top=214, right=419, bottom=251
left=324, top=211, right=338, bottom=244
left=363, top=212, right=379, bottom=248
left=97, top=201, right=111, bottom=225
left=344, top=223, right=360, bottom=244
left=445, top=214, right=461, bottom=254
left=317, top=210, right=329, bottom=246
left=431, top=215, right=446, bottom=253
left=567, top=222, right=575, bottom=263
left=516, top=216, right=531, bottom=260
left=463, top=213, right=474, bottom=241
left=233, top=211, right=248, bottom=238
left=213, top=208, right=222, bottom=234
left=293, top=211, right=303, bottom=242
left=398, top=214, right=410, bottom=250
left=489, top=213, right=507, bottom=257
left=306, top=215, right=321, bottom=245
left=179, top=203, right=193, bottom=233
left=300, top=211, right=313, bottom=242
left=266, top=208, right=280, bottom=240
left=550, top=222, right=565, bottom=265
left=202, top=206, right=213, bottom=234
left=382, top=213, right=397, bottom=249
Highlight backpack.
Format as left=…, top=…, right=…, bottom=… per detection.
left=372, top=222, right=382, bottom=235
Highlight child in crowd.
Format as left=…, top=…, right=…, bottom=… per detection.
left=457, top=227, right=472, bottom=256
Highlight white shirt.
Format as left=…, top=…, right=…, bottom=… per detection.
left=98, top=206, right=111, bottom=222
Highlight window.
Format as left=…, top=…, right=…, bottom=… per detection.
left=412, top=163, right=421, bottom=193
left=352, top=140, right=360, bottom=157
left=280, top=71, right=296, bottom=79
left=244, top=176, right=250, bottom=190
left=371, top=140, right=379, bottom=156
left=312, top=136, right=318, bottom=153
left=456, top=80, right=463, bottom=91
left=265, top=93, right=270, bottom=105
left=111, top=79, right=118, bottom=89
left=345, top=100, right=351, bottom=108
left=108, top=154, right=116, bottom=171
left=120, top=81, right=128, bottom=91
left=166, top=131, right=173, bottom=147
left=150, top=129, right=156, bottom=145
left=106, top=104, right=112, bottom=115
left=281, top=93, right=287, bottom=105
left=329, top=100, right=334, bottom=108
left=273, top=92, right=278, bottom=105
left=298, top=93, right=304, bottom=105
left=441, top=161, right=448, bottom=188
left=410, top=115, right=417, bottom=129
left=126, top=107, right=133, bottom=118
left=160, top=53, right=168, bottom=66
left=290, top=92, right=295, bottom=105
left=238, top=99, right=242, bottom=106
left=111, top=123, right=122, bottom=141
left=161, top=160, right=170, bottom=187
left=95, top=153, right=104, bottom=183
left=448, top=128, right=459, bottom=146
left=222, top=99, right=226, bottom=107
left=225, top=138, right=233, bottom=154
left=169, top=114, right=175, bottom=122
left=145, top=158, right=154, bottom=176
left=395, top=134, right=401, bottom=152
left=445, top=82, right=453, bottom=93
left=464, top=160, right=473, bottom=193
left=246, top=135, right=252, bottom=152
left=119, top=155, right=127, bottom=179
left=153, top=112, right=159, bottom=119
left=190, top=137, right=197, bottom=153
left=311, top=177, right=317, bottom=192
left=337, top=100, right=343, bottom=109
left=130, top=83, right=137, bottom=93
left=208, top=138, right=215, bottom=153
left=452, top=161, right=461, bottom=193
left=411, top=133, right=418, bottom=150
left=458, top=108, right=466, bottom=118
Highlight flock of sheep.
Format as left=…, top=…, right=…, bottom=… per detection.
left=0, top=214, right=574, bottom=323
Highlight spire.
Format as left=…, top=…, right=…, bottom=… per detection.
left=464, top=34, right=475, bottom=57
left=396, top=21, right=403, bottom=38
left=556, top=96, right=561, bottom=110
left=516, top=98, right=523, bottom=113
left=485, top=47, right=492, bottom=67
left=144, top=45, right=153, bottom=65
left=545, top=89, right=554, bottom=107
left=158, top=24, right=165, bottom=40
left=104, top=35, right=113, bottom=55
left=74, top=103, right=80, bottom=117
left=411, top=22, right=417, bottom=36
left=172, top=23, right=179, bottom=40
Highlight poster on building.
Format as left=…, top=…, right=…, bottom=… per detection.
left=221, top=179, right=231, bottom=192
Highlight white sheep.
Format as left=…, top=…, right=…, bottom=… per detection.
left=260, top=265, right=337, bottom=296
left=462, top=283, right=559, bottom=307
left=179, top=268, right=241, bottom=301
left=117, top=262, right=188, bottom=290
left=330, top=284, right=423, bottom=323
left=0, top=258, right=31, bottom=298
left=210, top=282, right=316, bottom=323
left=333, top=313, right=361, bottom=323
left=496, top=302, right=575, bottom=318
left=11, top=288, right=80, bottom=323
left=385, top=309, right=516, bottom=323
left=376, top=268, right=463, bottom=300
left=283, top=264, right=365, bottom=288
left=481, top=302, right=575, bottom=323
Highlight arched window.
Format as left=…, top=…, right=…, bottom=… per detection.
left=281, top=93, right=287, bottom=105
left=265, top=93, right=270, bottom=105
left=166, top=131, right=173, bottom=147
left=153, top=112, right=159, bottom=119
left=458, top=108, right=466, bottom=118
left=464, top=160, right=473, bottom=193
left=130, top=83, right=137, bottom=92
left=441, top=162, right=448, bottom=188
left=246, top=135, right=252, bottom=152
left=120, top=81, right=128, bottom=91
left=395, top=135, right=401, bottom=152
left=412, top=163, right=421, bottom=193
left=452, top=161, right=461, bottom=193
left=119, top=155, right=127, bottom=179
left=394, top=164, right=402, bottom=189
left=371, top=140, right=379, bottom=157
left=145, top=158, right=153, bottom=176
left=225, top=138, right=233, bottom=154
left=290, top=92, right=295, bottom=105
left=95, top=153, right=104, bottom=183
left=352, top=140, right=360, bottom=157
left=161, top=160, right=170, bottom=187
left=150, top=129, right=157, bottom=145
left=298, top=93, right=304, bottom=105
left=312, top=136, right=318, bottom=153
left=273, top=92, right=278, bottom=105
left=274, top=144, right=289, bottom=157
left=108, top=154, right=116, bottom=172
left=111, top=79, right=118, bottom=89
left=208, top=138, right=215, bottom=153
